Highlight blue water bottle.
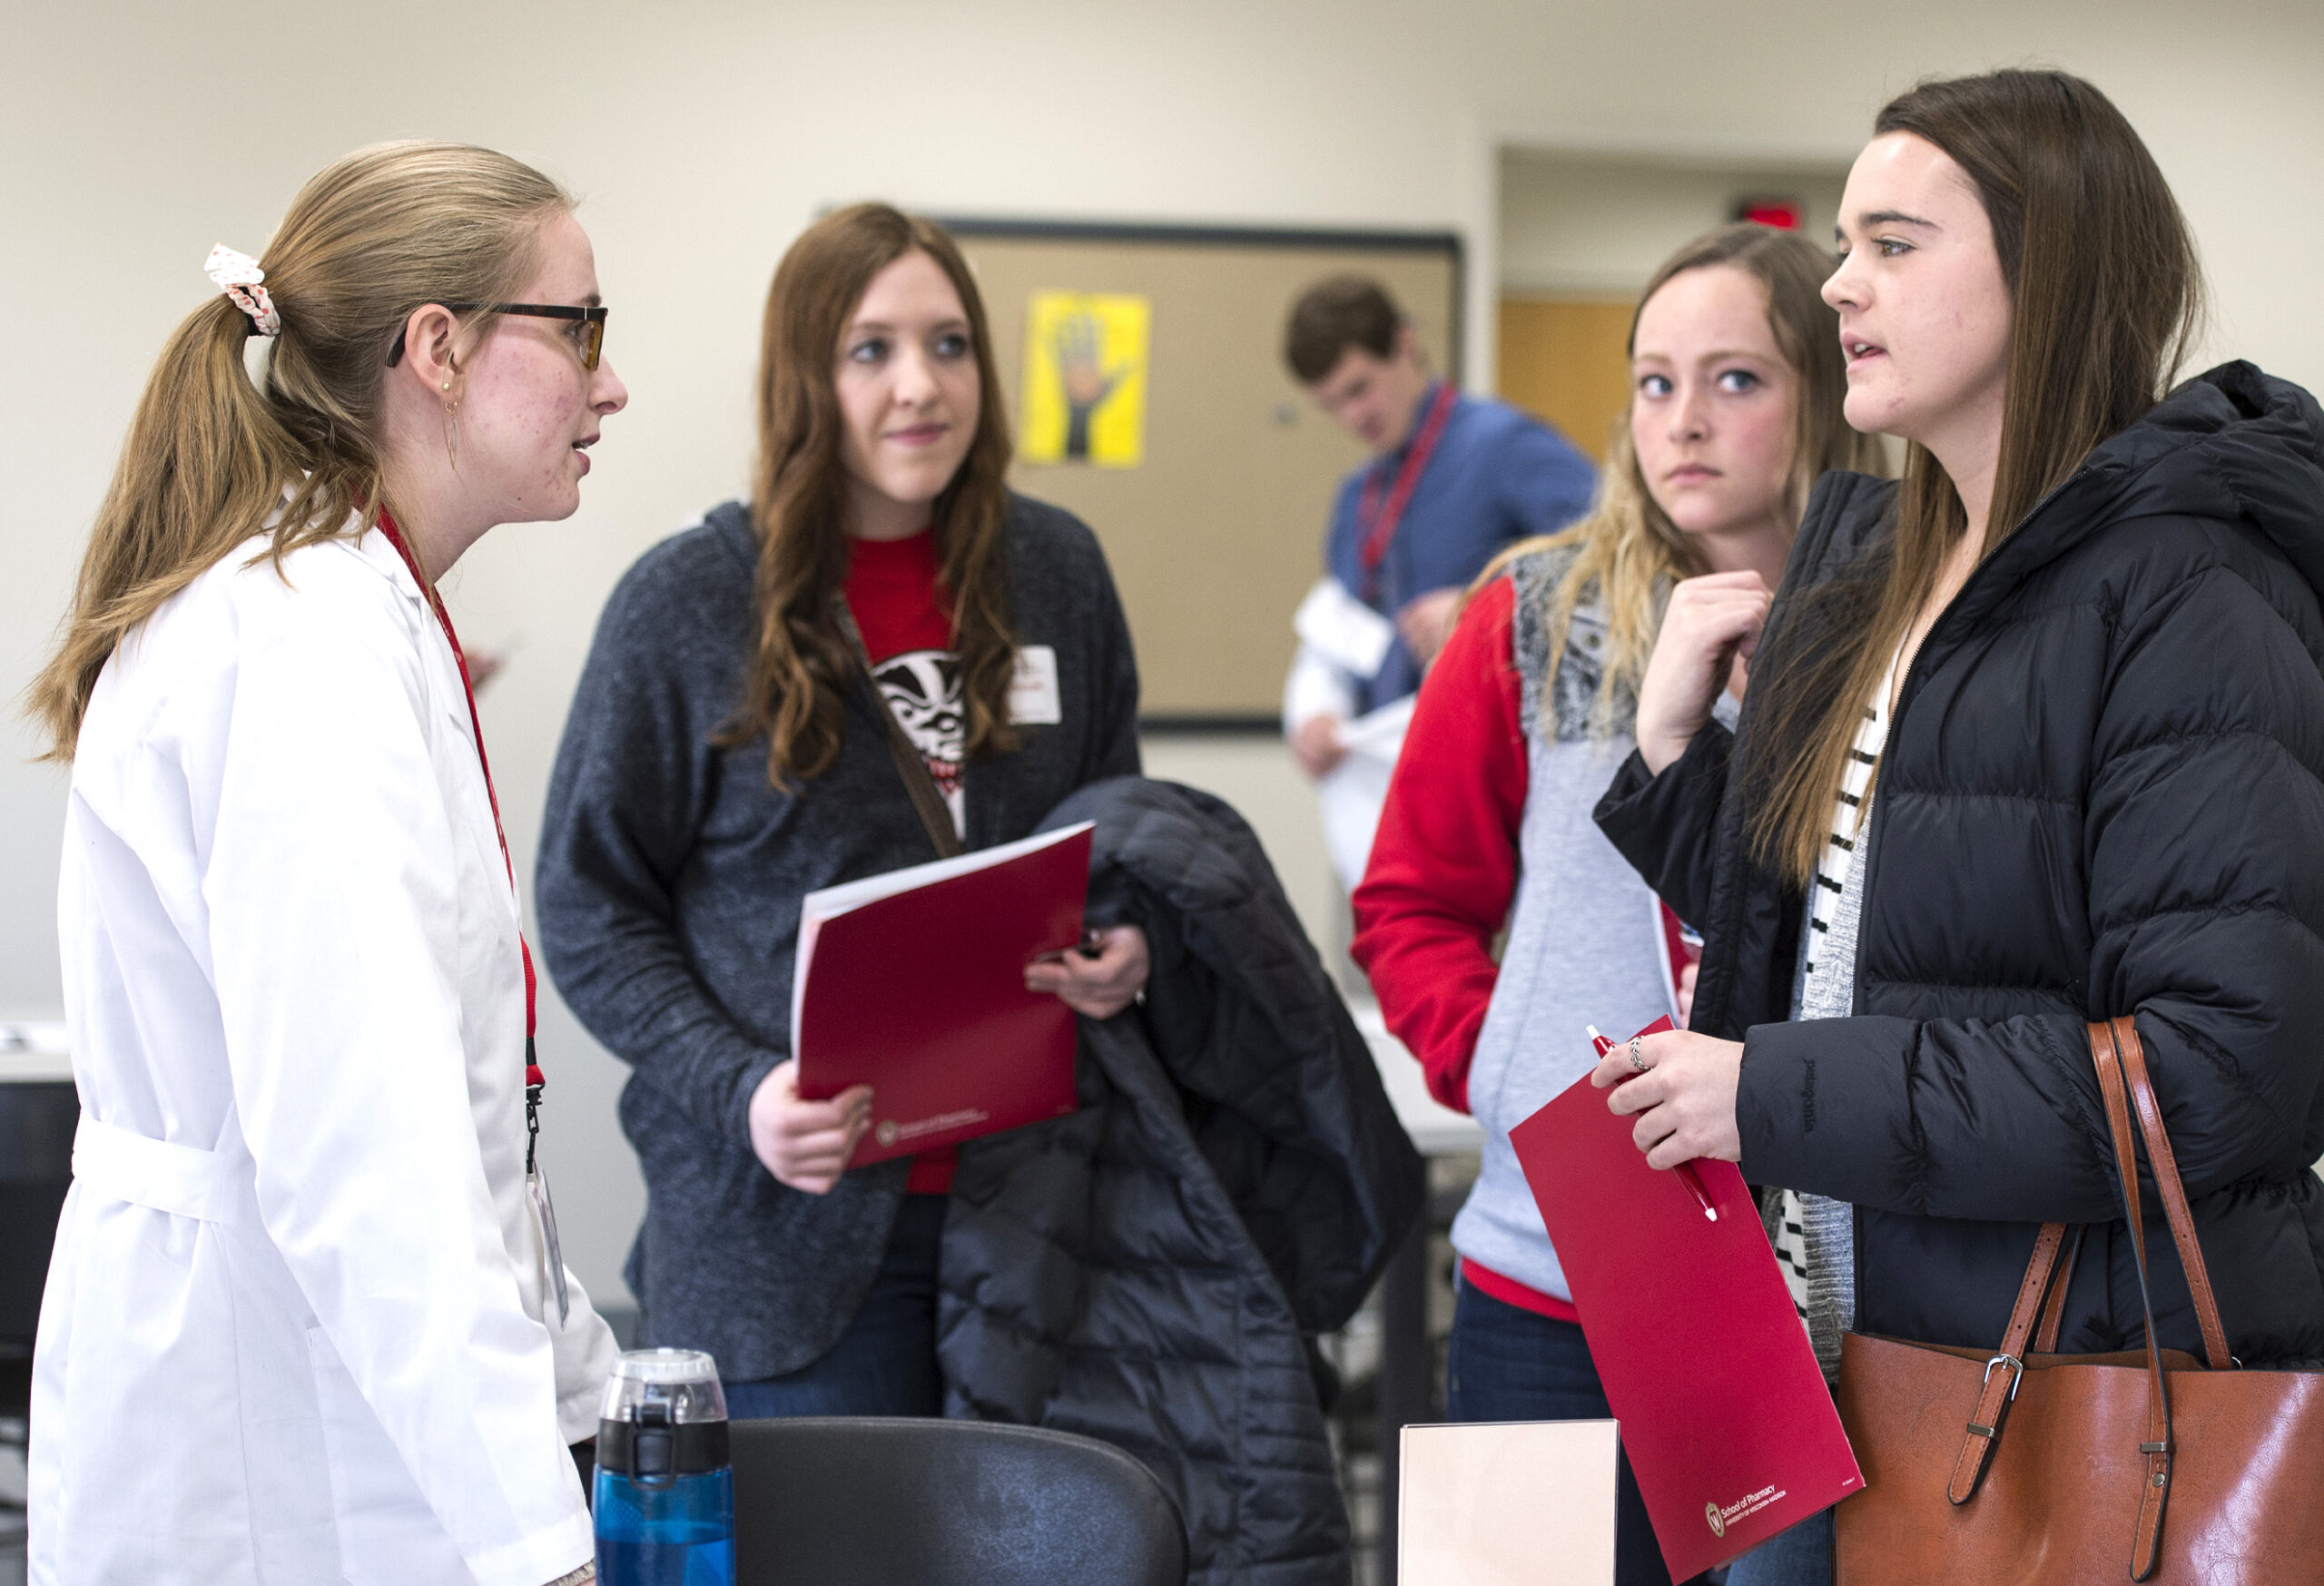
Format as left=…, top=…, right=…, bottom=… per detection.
left=594, top=1349, right=735, bottom=1586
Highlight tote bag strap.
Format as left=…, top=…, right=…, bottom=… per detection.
left=2032, top=1223, right=2086, bottom=1355
left=1946, top=1220, right=2072, bottom=1502
left=1947, top=1015, right=2233, bottom=1534
left=2101, top=1016, right=2234, bottom=1370
left=832, top=596, right=967, bottom=861
left=2090, top=1020, right=2173, bottom=1578
left=2089, top=1014, right=2252, bottom=1581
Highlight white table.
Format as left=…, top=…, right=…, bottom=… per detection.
left=1348, top=998, right=1482, bottom=1586
left=0, top=1025, right=70, bottom=1086
left=1351, top=1002, right=1482, bottom=1157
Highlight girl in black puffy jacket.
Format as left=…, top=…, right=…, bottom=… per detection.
left=1590, top=68, right=2324, bottom=1586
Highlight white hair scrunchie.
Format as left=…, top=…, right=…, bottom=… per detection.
left=204, top=243, right=281, bottom=337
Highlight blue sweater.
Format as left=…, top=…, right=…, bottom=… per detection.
left=1324, top=385, right=1596, bottom=711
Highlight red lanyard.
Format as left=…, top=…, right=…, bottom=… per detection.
left=1356, top=381, right=1459, bottom=604
left=373, top=514, right=547, bottom=1158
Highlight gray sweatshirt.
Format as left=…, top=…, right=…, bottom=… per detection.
left=534, top=495, right=1140, bottom=1380
left=1453, top=547, right=1737, bottom=1303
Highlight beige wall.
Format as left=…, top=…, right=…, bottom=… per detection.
left=1501, top=151, right=1849, bottom=298
left=5, top=0, right=2319, bottom=1304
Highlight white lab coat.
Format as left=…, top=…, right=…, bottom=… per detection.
left=30, top=525, right=617, bottom=1586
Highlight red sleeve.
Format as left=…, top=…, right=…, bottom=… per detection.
left=1351, top=576, right=1526, bottom=1114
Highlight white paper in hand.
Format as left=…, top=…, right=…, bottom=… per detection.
left=1294, top=576, right=1397, bottom=679
left=1400, top=1420, right=1619, bottom=1586
left=1315, top=694, right=1415, bottom=892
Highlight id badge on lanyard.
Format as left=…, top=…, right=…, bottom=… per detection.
left=377, top=514, right=569, bottom=1325
left=1356, top=381, right=1459, bottom=606
left=524, top=1080, right=570, bottom=1326
left=527, top=1165, right=569, bottom=1325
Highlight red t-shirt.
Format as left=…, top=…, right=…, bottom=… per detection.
left=843, top=529, right=961, bottom=1195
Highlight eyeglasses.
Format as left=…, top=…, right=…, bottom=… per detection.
left=386, top=302, right=610, bottom=370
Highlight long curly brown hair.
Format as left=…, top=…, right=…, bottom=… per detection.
left=718, top=203, right=1018, bottom=787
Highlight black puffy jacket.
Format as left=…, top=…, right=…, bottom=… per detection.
left=1596, top=363, right=2324, bottom=1368
left=943, top=777, right=1426, bottom=1586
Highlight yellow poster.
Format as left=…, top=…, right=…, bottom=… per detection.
left=1019, top=291, right=1149, bottom=468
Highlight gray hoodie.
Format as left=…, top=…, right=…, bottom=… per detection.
left=535, top=494, right=1140, bottom=1379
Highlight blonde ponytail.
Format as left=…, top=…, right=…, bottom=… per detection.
left=27, top=141, right=572, bottom=760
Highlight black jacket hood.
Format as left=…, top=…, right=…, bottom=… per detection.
left=1977, top=361, right=2324, bottom=616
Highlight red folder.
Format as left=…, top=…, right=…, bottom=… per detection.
left=792, top=823, right=1091, bottom=1166
left=1509, top=1018, right=1864, bottom=1579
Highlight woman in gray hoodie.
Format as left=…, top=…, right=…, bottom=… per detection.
left=1354, top=222, right=1879, bottom=1586
left=537, top=204, right=1144, bottom=1417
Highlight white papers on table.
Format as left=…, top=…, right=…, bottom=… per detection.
left=1317, top=694, right=1415, bottom=892
left=1399, top=1420, right=1619, bottom=1586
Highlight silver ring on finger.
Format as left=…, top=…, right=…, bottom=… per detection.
left=1628, top=1036, right=1649, bottom=1074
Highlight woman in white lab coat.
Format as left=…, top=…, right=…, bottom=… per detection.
left=24, top=142, right=627, bottom=1586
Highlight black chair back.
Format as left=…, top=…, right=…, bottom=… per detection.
left=0, top=1080, right=75, bottom=1421
left=729, top=1416, right=1187, bottom=1586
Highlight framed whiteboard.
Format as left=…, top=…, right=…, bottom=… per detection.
left=945, top=221, right=1463, bottom=726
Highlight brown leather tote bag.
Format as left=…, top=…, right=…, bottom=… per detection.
left=1832, top=1017, right=2324, bottom=1583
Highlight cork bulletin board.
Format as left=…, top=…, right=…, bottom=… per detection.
left=946, top=222, right=1463, bottom=725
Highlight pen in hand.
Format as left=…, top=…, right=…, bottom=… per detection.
left=1589, top=1024, right=1719, bottom=1222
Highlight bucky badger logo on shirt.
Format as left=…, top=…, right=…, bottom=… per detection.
left=872, top=648, right=966, bottom=832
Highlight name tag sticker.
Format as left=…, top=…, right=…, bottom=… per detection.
left=1009, top=645, right=1063, bottom=724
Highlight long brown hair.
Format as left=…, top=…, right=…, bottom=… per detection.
left=27, top=142, right=571, bottom=761
left=721, top=204, right=1017, bottom=787
left=1746, top=70, right=2205, bottom=885
left=1484, top=222, right=1885, bottom=734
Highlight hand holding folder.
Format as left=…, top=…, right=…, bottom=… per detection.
left=792, top=823, right=1093, bottom=1166
left=1509, top=1019, right=1864, bottom=1580
left=1587, top=1022, right=1718, bottom=1222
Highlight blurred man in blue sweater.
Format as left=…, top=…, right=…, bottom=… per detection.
left=1283, top=277, right=1596, bottom=780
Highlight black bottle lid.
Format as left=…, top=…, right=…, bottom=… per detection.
left=597, top=1399, right=732, bottom=1481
